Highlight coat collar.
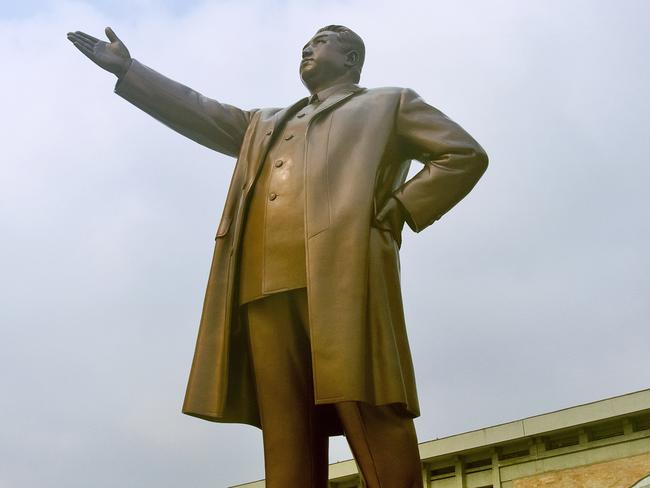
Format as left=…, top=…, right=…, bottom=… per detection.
left=309, top=84, right=364, bottom=120
left=266, top=84, right=365, bottom=135
left=311, top=82, right=360, bottom=104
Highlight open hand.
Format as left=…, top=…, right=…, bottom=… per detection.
left=67, top=27, right=131, bottom=78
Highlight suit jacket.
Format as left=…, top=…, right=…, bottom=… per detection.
left=115, top=60, right=488, bottom=428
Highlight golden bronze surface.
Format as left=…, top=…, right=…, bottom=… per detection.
left=67, top=24, right=488, bottom=487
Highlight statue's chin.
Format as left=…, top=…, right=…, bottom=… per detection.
left=300, top=65, right=315, bottom=78
left=300, top=68, right=318, bottom=88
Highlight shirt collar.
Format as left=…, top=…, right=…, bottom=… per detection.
left=309, top=82, right=360, bottom=104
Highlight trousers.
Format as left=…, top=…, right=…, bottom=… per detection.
left=244, top=288, right=422, bottom=488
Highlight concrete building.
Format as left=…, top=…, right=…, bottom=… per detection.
left=232, top=388, right=650, bottom=488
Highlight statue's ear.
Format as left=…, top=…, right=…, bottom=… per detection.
left=345, top=50, right=360, bottom=68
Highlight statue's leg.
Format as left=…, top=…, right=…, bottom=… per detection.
left=244, top=289, right=329, bottom=488
left=335, top=401, right=422, bottom=488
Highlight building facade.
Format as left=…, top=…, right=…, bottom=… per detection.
left=231, top=389, right=650, bottom=488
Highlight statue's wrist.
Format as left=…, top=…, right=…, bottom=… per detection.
left=115, top=58, right=133, bottom=79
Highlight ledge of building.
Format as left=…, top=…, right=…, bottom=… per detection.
left=318, top=388, right=650, bottom=476
left=419, top=388, right=650, bottom=459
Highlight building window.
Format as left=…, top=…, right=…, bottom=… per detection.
left=430, top=465, right=455, bottom=480
left=587, top=420, right=624, bottom=441
left=465, top=458, right=492, bottom=472
left=632, top=414, right=650, bottom=432
left=498, top=442, right=530, bottom=460
left=544, top=433, right=580, bottom=450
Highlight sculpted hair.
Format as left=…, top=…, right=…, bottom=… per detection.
left=316, top=25, right=365, bottom=83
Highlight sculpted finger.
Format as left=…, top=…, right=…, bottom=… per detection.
left=105, top=26, right=120, bottom=42
left=67, top=32, right=92, bottom=47
left=69, top=34, right=94, bottom=50
left=67, top=32, right=83, bottom=42
left=72, top=40, right=95, bottom=59
left=76, top=30, right=100, bottom=44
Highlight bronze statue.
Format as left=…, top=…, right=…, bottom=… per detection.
left=67, top=25, right=488, bottom=487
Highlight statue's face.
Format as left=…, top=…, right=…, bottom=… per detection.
left=300, top=30, right=349, bottom=87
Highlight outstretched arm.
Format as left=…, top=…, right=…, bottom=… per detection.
left=66, top=27, right=254, bottom=157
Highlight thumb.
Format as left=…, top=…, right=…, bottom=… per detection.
left=376, top=198, right=396, bottom=220
left=105, top=26, right=120, bottom=42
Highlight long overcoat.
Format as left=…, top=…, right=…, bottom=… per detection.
left=115, top=60, right=488, bottom=428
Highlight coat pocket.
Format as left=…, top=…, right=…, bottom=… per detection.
left=215, top=215, right=232, bottom=239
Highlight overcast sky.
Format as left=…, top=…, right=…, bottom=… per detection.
left=1, top=1, right=649, bottom=487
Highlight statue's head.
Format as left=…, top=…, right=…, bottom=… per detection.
left=300, top=25, right=365, bottom=91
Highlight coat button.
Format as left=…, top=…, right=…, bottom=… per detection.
left=265, top=129, right=272, bottom=136
left=296, top=113, right=306, bottom=118
left=284, top=134, right=294, bottom=141
left=269, top=192, right=278, bottom=201
left=274, top=160, right=284, bottom=168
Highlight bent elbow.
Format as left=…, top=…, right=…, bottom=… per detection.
left=475, top=148, right=489, bottom=174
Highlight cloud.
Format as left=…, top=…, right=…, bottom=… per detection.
left=1, top=0, right=648, bottom=486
